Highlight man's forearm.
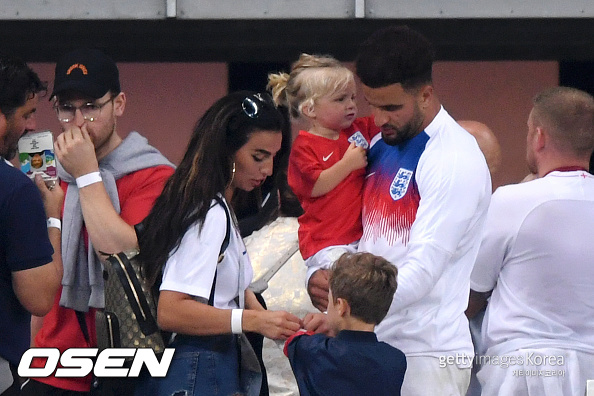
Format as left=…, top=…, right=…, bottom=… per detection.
left=78, top=183, right=137, bottom=253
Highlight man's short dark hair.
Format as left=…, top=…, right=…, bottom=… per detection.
left=355, top=25, right=434, bottom=91
left=329, top=252, right=397, bottom=325
left=0, top=54, right=46, bottom=117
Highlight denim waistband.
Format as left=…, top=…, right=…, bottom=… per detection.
left=173, top=334, right=237, bottom=352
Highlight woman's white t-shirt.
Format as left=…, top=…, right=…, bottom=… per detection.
left=160, top=198, right=253, bottom=309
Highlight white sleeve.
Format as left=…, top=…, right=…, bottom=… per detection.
left=391, top=141, right=490, bottom=310
left=470, top=187, right=515, bottom=293
left=160, top=203, right=227, bottom=299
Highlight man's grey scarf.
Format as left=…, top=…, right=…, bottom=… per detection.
left=58, top=132, right=174, bottom=312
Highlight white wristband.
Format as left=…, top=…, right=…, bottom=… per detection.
left=47, top=217, right=61, bottom=231
left=231, top=309, right=243, bottom=334
left=76, top=172, right=102, bottom=189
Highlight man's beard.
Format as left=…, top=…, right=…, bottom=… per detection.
left=382, top=110, right=424, bottom=146
left=1, top=128, right=23, bottom=160
left=382, top=123, right=419, bottom=146
left=2, top=146, right=17, bottom=160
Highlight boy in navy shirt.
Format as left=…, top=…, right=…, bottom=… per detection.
left=285, top=252, right=406, bottom=396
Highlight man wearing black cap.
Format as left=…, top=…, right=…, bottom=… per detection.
left=0, top=54, right=63, bottom=396
left=22, top=49, right=175, bottom=395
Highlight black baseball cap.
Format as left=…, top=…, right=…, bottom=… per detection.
left=51, top=48, right=121, bottom=99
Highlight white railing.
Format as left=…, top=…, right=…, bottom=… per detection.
left=0, top=0, right=592, bottom=20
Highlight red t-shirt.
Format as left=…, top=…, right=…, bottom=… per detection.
left=288, top=117, right=379, bottom=259
left=31, top=165, right=174, bottom=392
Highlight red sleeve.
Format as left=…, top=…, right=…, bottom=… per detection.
left=283, top=329, right=315, bottom=357
left=116, top=165, right=174, bottom=225
left=287, top=134, right=323, bottom=199
left=32, top=165, right=174, bottom=392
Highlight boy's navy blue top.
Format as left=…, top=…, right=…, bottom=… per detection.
left=286, top=329, right=407, bottom=396
left=0, top=160, right=53, bottom=365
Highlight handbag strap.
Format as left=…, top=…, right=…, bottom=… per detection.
left=109, top=252, right=160, bottom=336
left=209, top=195, right=231, bottom=306
left=86, top=195, right=232, bottom=343
left=75, top=310, right=91, bottom=344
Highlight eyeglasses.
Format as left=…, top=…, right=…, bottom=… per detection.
left=241, top=93, right=275, bottom=119
left=53, top=96, right=114, bottom=123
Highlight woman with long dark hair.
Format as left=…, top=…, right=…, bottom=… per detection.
left=136, top=91, right=301, bottom=396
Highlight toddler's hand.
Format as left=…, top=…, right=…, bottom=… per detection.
left=342, top=142, right=367, bottom=172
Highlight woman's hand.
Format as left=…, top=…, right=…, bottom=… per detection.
left=244, top=309, right=302, bottom=340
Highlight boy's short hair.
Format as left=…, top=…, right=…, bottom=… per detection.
left=329, top=252, right=397, bottom=325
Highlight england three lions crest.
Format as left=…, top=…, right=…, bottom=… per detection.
left=348, top=131, right=369, bottom=149
left=390, top=168, right=413, bottom=201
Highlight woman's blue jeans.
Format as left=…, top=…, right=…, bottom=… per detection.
left=135, top=334, right=261, bottom=396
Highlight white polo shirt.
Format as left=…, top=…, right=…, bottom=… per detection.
left=160, top=198, right=253, bottom=309
left=471, top=170, right=594, bottom=357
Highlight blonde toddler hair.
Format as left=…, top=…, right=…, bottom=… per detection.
left=267, top=53, right=355, bottom=120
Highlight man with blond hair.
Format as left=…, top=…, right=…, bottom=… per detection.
left=470, top=86, right=594, bottom=395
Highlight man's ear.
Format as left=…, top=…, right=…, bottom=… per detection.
left=112, top=92, right=126, bottom=117
left=535, top=126, right=547, bottom=152
left=418, top=84, right=433, bottom=109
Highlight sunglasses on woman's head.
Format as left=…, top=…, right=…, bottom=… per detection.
left=241, top=93, right=275, bottom=119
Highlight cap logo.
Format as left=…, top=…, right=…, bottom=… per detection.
left=66, top=64, right=88, bottom=75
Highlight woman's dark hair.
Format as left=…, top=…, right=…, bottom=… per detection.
left=0, top=53, right=46, bottom=117
left=232, top=104, right=293, bottom=236
left=139, top=91, right=286, bottom=284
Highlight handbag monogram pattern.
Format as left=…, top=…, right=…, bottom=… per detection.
left=95, top=196, right=231, bottom=355
left=96, top=250, right=165, bottom=354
